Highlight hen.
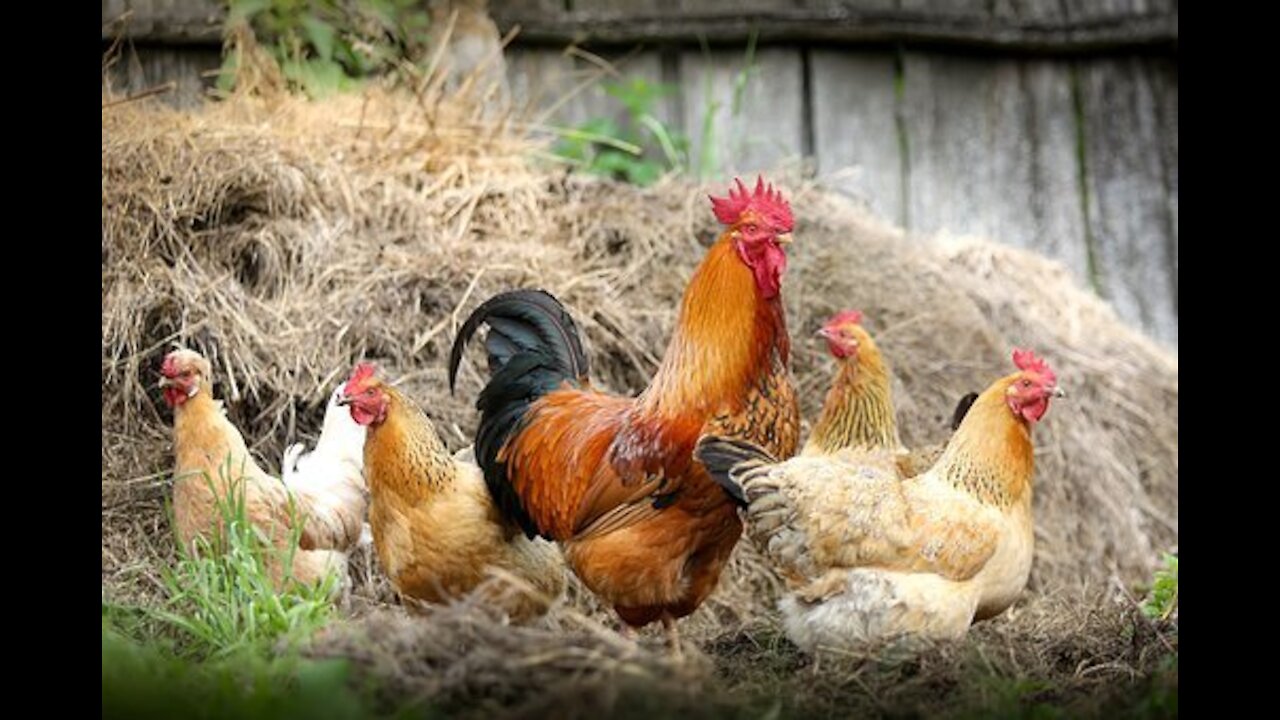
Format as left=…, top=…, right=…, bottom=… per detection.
left=339, top=363, right=564, bottom=620
left=806, top=309, right=975, bottom=476
left=449, top=177, right=801, bottom=651
left=282, top=383, right=372, bottom=548
left=696, top=349, right=1064, bottom=652
left=160, top=349, right=367, bottom=590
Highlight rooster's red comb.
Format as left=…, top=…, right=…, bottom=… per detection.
left=1012, top=349, right=1056, bottom=384
left=709, top=176, right=794, bottom=232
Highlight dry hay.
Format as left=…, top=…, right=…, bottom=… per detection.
left=101, top=80, right=1177, bottom=715
left=303, top=587, right=1175, bottom=718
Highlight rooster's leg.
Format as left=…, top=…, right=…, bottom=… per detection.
left=662, top=613, right=683, bottom=660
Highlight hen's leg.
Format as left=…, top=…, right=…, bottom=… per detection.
left=662, top=613, right=683, bottom=660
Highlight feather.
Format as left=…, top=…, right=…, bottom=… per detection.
left=951, top=392, right=980, bottom=431
left=449, top=288, right=589, bottom=393
left=693, top=435, right=778, bottom=508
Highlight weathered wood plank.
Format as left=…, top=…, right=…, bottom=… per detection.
left=103, top=45, right=223, bottom=108
left=495, top=1, right=1177, bottom=51
left=1079, top=57, right=1177, bottom=345
left=1148, top=57, right=1177, bottom=308
left=808, top=50, right=903, bottom=225
left=574, top=0, right=784, bottom=12
left=1021, top=60, right=1091, bottom=279
left=990, top=0, right=1068, bottom=23
left=1062, top=0, right=1177, bottom=24
left=901, top=53, right=1088, bottom=282
left=507, top=48, right=671, bottom=128
left=102, top=0, right=224, bottom=44
left=678, top=47, right=806, bottom=178
left=507, top=47, right=597, bottom=127
left=105, top=0, right=1179, bottom=53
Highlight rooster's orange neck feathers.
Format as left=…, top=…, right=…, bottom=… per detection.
left=640, top=235, right=789, bottom=418
left=936, top=374, right=1036, bottom=507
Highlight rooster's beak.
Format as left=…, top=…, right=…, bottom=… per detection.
left=336, top=393, right=354, bottom=407
left=815, top=327, right=833, bottom=339
left=157, top=376, right=174, bottom=389
left=775, top=232, right=794, bottom=246
left=1051, top=386, right=1066, bottom=399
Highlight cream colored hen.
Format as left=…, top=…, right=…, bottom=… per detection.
left=160, top=349, right=367, bottom=591
left=696, top=349, right=1063, bottom=652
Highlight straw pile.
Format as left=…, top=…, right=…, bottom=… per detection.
left=101, top=76, right=1177, bottom=715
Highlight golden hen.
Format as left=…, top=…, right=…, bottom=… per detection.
left=806, top=309, right=976, bottom=476
left=339, top=363, right=564, bottom=620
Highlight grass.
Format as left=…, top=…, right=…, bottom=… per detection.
left=101, top=621, right=407, bottom=720
left=143, top=463, right=335, bottom=659
left=1141, top=553, right=1178, bottom=621
left=101, top=463, right=419, bottom=720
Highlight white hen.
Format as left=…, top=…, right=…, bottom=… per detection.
left=282, top=383, right=372, bottom=550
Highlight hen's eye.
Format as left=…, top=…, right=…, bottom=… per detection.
left=1021, top=379, right=1032, bottom=387
left=365, top=388, right=375, bottom=396
left=745, top=224, right=757, bottom=233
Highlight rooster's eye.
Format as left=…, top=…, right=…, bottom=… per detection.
left=365, top=388, right=375, bottom=396
left=745, top=224, right=757, bottom=233
left=1021, top=379, right=1032, bottom=387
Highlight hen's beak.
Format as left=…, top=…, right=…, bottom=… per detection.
left=815, top=327, right=833, bottom=339
left=157, top=376, right=174, bottom=389
left=1051, top=386, right=1066, bottom=399
left=775, top=232, right=794, bottom=246
left=336, top=393, right=354, bottom=407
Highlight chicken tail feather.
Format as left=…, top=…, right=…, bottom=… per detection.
left=448, top=289, right=589, bottom=537
left=694, top=435, right=778, bottom=508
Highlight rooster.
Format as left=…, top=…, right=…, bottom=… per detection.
left=807, top=309, right=975, bottom=476
left=449, top=177, right=801, bottom=652
left=281, top=383, right=372, bottom=548
left=159, top=349, right=367, bottom=591
left=696, top=349, right=1064, bottom=652
left=338, top=363, right=565, bottom=620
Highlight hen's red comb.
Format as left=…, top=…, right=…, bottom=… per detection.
left=160, top=352, right=179, bottom=377
left=826, top=310, right=864, bottom=327
left=344, top=362, right=377, bottom=393
left=709, top=176, right=794, bottom=232
left=1012, top=349, right=1056, bottom=384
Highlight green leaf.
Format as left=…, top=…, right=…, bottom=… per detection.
left=228, top=0, right=270, bottom=26
left=295, top=58, right=347, bottom=99
left=216, top=53, right=240, bottom=94
left=603, top=77, right=669, bottom=119
left=300, top=15, right=337, bottom=62
left=1141, top=553, right=1178, bottom=620
left=625, top=159, right=663, bottom=187
left=588, top=150, right=636, bottom=175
